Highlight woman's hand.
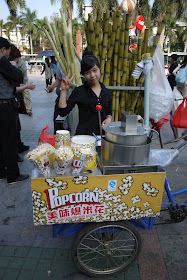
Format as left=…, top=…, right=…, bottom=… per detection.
left=25, top=82, right=35, bottom=90
left=101, top=115, right=112, bottom=127
left=61, top=70, right=76, bottom=91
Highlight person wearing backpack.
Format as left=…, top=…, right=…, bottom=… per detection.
left=173, top=56, right=187, bottom=97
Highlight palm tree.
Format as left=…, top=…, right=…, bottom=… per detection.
left=19, top=8, right=38, bottom=54
left=35, top=19, right=47, bottom=51
left=151, top=0, right=187, bottom=23
left=3, top=0, right=26, bottom=47
left=4, top=0, right=26, bottom=17
left=151, top=0, right=187, bottom=51
left=4, top=15, right=21, bottom=47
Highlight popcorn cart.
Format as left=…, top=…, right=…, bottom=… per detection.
left=30, top=112, right=168, bottom=278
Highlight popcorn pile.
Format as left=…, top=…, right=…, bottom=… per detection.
left=26, top=143, right=55, bottom=176
left=54, top=146, right=74, bottom=174
left=72, top=145, right=95, bottom=173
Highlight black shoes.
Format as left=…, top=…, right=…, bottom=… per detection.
left=8, top=174, right=29, bottom=184
left=27, top=112, right=32, bottom=116
left=0, top=174, right=6, bottom=180
left=18, top=145, right=30, bottom=153
left=17, top=155, right=23, bottom=162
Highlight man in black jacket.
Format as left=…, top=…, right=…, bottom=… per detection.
left=168, top=54, right=178, bottom=90
left=0, top=37, right=29, bottom=184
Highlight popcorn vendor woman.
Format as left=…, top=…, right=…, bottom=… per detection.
left=58, top=55, right=112, bottom=135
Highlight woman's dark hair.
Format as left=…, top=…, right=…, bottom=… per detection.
left=51, top=56, right=57, bottom=64
left=181, top=55, right=187, bottom=68
left=45, top=57, right=50, bottom=67
left=81, top=55, right=100, bottom=75
left=82, top=48, right=93, bottom=58
left=8, top=44, right=21, bottom=61
left=171, top=54, right=177, bottom=61
left=0, top=37, right=10, bottom=50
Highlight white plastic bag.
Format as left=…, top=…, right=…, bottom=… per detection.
left=149, top=43, right=174, bottom=122
left=172, top=87, right=183, bottom=113
left=149, top=149, right=179, bottom=167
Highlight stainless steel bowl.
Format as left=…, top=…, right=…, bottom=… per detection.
left=101, top=137, right=151, bottom=166
left=103, top=121, right=148, bottom=146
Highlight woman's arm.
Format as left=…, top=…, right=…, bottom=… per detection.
left=173, top=64, right=181, bottom=77
left=58, top=70, right=76, bottom=109
left=41, top=64, right=45, bottom=75
left=16, top=82, right=35, bottom=92
left=47, top=79, right=61, bottom=92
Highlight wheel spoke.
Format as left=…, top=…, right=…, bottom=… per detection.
left=79, top=242, right=105, bottom=257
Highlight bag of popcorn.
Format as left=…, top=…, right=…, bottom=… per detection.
left=72, top=145, right=95, bottom=173
left=54, top=146, right=74, bottom=174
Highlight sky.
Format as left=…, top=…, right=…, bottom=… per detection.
left=0, top=0, right=154, bottom=22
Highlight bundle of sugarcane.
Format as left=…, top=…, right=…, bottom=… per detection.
left=44, top=10, right=82, bottom=86
left=84, top=9, right=166, bottom=120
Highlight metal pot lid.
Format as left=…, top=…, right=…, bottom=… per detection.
left=103, top=121, right=147, bottom=136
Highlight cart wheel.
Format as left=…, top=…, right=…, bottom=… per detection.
left=72, top=221, right=141, bottom=278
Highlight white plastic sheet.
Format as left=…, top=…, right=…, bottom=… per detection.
left=149, top=149, right=179, bottom=167
left=149, top=43, right=174, bottom=122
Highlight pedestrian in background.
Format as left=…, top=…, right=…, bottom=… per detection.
left=41, top=57, right=53, bottom=89
left=168, top=54, right=178, bottom=90
left=50, top=56, right=57, bottom=80
left=173, top=55, right=187, bottom=97
left=9, top=45, right=33, bottom=116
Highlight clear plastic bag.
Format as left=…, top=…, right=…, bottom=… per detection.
left=149, top=43, right=174, bottom=123
left=149, top=149, right=179, bottom=167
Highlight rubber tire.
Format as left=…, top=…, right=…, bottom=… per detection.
left=72, top=221, right=142, bottom=278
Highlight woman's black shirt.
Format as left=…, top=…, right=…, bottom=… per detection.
left=58, top=82, right=112, bottom=135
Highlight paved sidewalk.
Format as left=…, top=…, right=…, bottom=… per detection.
left=0, top=72, right=187, bottom=280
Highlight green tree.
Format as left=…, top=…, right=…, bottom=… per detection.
left=3, top=0, right=26, bottom=17
left=35, top=19, right=48, bottom=51
left=135, top=0, right=151, bottom=22
left=151, top=0, right=187, bottom=23
left=4, top=15, right=21, bottom=47
left=151, top=0, right=187, bottom=52
left=3, top=0, right=26, bottom=47
left=50, top=0, right=119, bottom=32
left=172, top=17, right=187, bottom=52
left=19, top=8, right=38, bottom=54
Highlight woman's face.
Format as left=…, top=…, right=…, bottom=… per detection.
left=83, top=64, right=101, bottom=86
left=0, top=47, right=11, bottom=59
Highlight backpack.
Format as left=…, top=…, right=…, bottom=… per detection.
left=175, top=66, right=187, bottom=85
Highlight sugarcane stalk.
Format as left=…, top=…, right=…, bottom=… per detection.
left=51, top=23, right=68, bottom=73
left=60, top=8, right=68, bottom=36
left=44, top=29, right=67, bottom=76
left=88, top=14, right=95, bottom=53
left=150, top=22, right=165, bottom=56
left=137, top=37, right=143, bottom=62
left=44, top=17, right=57, bottom=49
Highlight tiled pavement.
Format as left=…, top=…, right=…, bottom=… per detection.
left=0, top=72, right=187, bottom=280
left=0, top=246, right=139, bottom=280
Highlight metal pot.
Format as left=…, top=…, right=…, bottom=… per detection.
left=103, top=121, right=148, bottom=146
left=101, top=137, right=151, bottom=166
